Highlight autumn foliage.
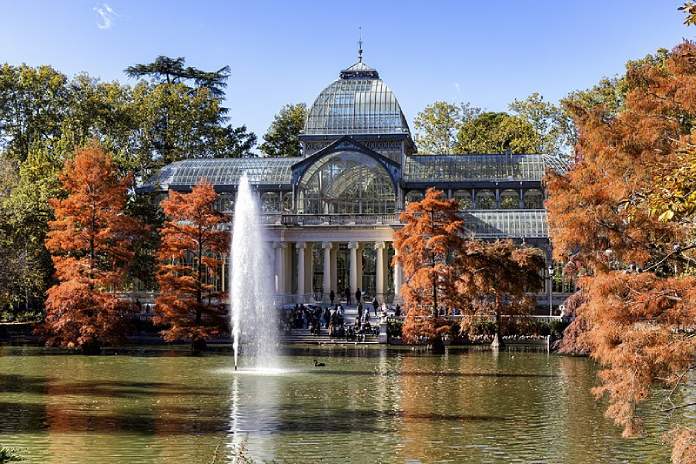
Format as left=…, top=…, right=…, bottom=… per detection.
left=154, top=180, right=229, bottom=350
left=43, top=145, right=139, bottom=352
left=547, top=42, right=696, bottom=450
left=394, top=188, right=464, bottom=343
left=455, top=240, right=544, bottom=342
left=394, top=188, right=545, bottom=345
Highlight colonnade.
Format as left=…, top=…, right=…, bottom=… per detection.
left=272, top=240, right=403, bottom=305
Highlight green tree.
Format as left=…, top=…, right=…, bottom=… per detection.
left=126, top=56, right=256, bottom=166
left=131, top=81, right=256, bottom=172
left=60, top=74, right=139, bottom=175
left=0, top=64, right=70, bottom=162
left=125, top=55, right=230, bottom=98
left=259, top=103, right=307, bottom=157
left=509, top=92, right=575, bottom=157
left=2, top=146, right=63, bottom=315
left=414, top=101, right=480, bottom=154
left=456, top=112, right=541, bottom=154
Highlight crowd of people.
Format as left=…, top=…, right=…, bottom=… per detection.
left=280, top=288, right=403, bottom=341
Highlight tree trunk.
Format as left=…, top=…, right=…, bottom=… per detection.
left=191, top=337, right=207, bottom=355
left=81, top=340, right=102, bottom=355
left=491, top=298, right=504, bottom=349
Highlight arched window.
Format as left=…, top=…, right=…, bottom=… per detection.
left=475, top=189, right=496, bottom=209
left=298, top=151, right=396, bottom=214
left=524, top=189, right=544, bottom=209
left=500, top=189, right=520, bottom=209
left=261, top=192, right=279, bottom=212
left=405, top=190, right=424, bottom=205
left=282, top=192, right=293, bottom=212
left=215, top=194, right=234, bottom=213
left=453, top=190, right=472, bottom=209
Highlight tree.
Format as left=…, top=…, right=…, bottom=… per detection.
left=414, top=101, right=474, bottom=154
left=43, top=145, right=139, bottom=353
left=456, top=112, right=542, bottom=154
left=679, top=1, right=696, bottom=25
left=455, top=240, right=545, bottom=346
left=0, top=155, right=20, bottom=312
left=125, top=56, right=231, bottom=98
left=509, top=92, right=576, bottom=158
left=393, top=188, right=465, bottom=349
left=131, top=82, right=255, bottom=171
left=126, top=56, right=256, bottom=166
left=259, top=103, right=307, bottom=157
left=0, top=64, right=70, bottom=162
left=3, top=146, right=62, bottom=315
left=154, top=180, right=229, bottom=352
left=546, top=42, right=696, bottom=458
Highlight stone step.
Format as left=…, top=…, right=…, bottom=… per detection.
left=281, top=337, right=380, bottom=345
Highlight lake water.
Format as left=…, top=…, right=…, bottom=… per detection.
left=0, top=345, right=687, bottom=463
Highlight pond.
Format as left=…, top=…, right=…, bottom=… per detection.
left=0, top=346, right=686, bottom=463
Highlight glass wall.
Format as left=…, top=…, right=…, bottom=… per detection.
left=524, top=189, right=544, bottom=209
left=298, top=151, right=396, bottom=214
left=500, top=189, right=520, bottom=209
left=475, top=190, right=496, bottom=209
left=405, top=190, right=423, bottom=205
left=453, top=189, right=472, bottom=209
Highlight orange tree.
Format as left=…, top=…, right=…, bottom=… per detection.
left=154, top=180, right=229, bottom=352
left=547, top=41, right=696, bottom=455
left=44, top=144, right=140, bottom=353
left=455, top=240, right=545, bottom=346
left=393, top=188, right=465, bottom=347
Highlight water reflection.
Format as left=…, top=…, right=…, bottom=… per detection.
left=0, top=347, right=688, bottom=463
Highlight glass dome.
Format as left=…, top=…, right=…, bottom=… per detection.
left=297, top=151, right=396, bottom=214
left=304, top=61, right=411, bottom=136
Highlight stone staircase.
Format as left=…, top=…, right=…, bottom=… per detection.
left=280, top=304, right=384, bottom=345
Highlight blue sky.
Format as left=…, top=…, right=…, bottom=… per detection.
left=0, top=1, right=692, bottom=141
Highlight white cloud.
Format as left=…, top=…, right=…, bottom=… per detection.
left=94, top=3, right=117, bottom=30
left=453, top=82, right=461, bottom=94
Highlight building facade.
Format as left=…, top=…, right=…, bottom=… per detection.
left=139, top=57, right=572, bottom=312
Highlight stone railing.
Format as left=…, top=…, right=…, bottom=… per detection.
left=279, top=213, right=400, bottom=226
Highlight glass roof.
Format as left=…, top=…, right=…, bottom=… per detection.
left=305, top=61, right=411, bottom=136
left=142, top=158, right=299, bottom=189
left=462, top=210, right=548, bottom=238
left=403, top=154, right=561, bottom=182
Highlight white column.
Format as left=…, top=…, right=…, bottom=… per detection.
left=305, top=243, right=314, bottom=301
left=375, top=241, right=385, bottom=301
left=348, top=241, right=359, bottom=296
left=274, top=242, right=285, bottom=295
left=330, top=245, right=338, bottom=294
left=322, top=242, right=332, bottom=302
left=356, top=245, right=363, bottom=294
left=393, top=244, right=402, bottom=302
left=296, top=242, right=306, bottom=303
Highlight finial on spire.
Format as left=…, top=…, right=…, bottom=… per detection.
left=358, top=27, right=363, bottom=62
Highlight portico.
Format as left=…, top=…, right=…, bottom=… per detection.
left=269, top=231, right=404, bottom=305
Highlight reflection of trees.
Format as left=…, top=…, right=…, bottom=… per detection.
left=45, top=357, right=108, bottom=464
left=396, top=355, right=456, bottom=462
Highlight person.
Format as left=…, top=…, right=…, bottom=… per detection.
left=355, top=288, right=361, bottom=304
left=345, top=287, right=351, bottom=305
left=372, top=296, right=379, bottom=317
left=395, top=304, right=401, bottom=317
left=357, top=302, right=363, bottom=321
left=323, top=306, right=331, bottom=329
left=329, top=290, right=335, bottom=305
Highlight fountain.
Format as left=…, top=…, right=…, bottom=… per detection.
left=229, top=173, right=278, bottom=370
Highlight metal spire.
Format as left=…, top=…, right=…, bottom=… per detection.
left=358, top=27, right=363, bottom=62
